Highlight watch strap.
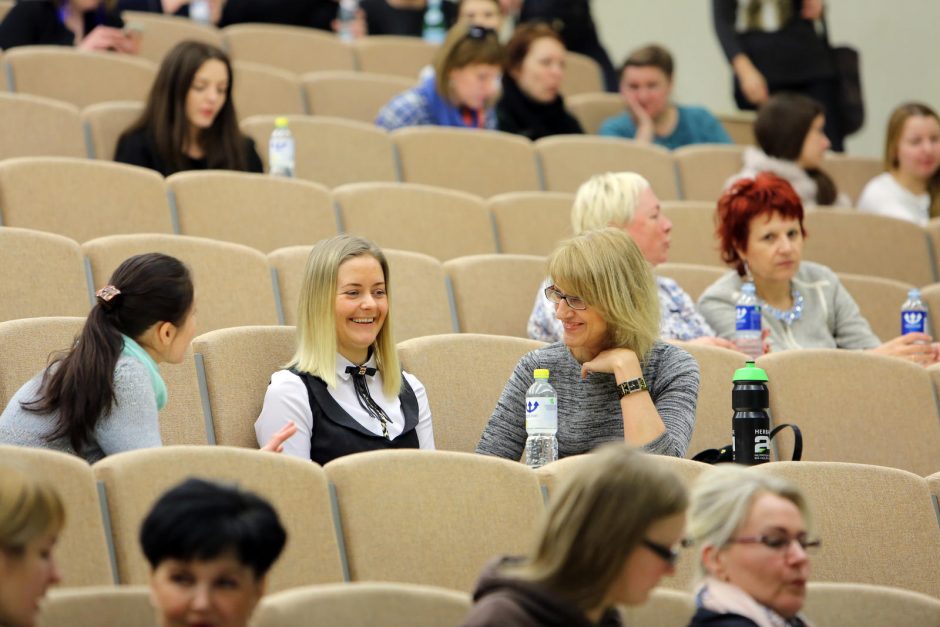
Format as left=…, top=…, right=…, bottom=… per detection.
left=618, top=376, right=648, bottom=398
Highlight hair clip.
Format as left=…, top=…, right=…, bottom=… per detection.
left=467, top=25, right=496, bottom=40
left=96, top=285, right=121, bottom=303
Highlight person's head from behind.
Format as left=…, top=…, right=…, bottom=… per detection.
left=434, top=23, right=503, bottom=110
left=884, top=102, right=940, bottom=190
left=0, top=465, right=64, bottom=627
left=755, top=92, right=829, bottom=171
left=517, top=445, right=687, bottom=616
left=292, top=235, right=401, bottom=396
left=619, top=44, right=674, bottom=120
left=504, top=22, right=566, bottom=104
left=687, top=465, right=815, bottom=619
left=716, top=172, right=807, bottom=280
left=571, top=172, right=672, bottom=266
left=456, top=0, right=503, bottom=31
left=140, top=478, right=287, bottom=627
left=547, top=228, right=660, bottom=363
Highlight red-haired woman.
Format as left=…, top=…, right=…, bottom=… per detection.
left=698, top=172, right=938, bottom=364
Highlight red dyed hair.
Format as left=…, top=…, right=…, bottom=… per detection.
left=716, top=173, right=807, bottom=276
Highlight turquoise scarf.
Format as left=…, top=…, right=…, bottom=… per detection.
left=121, top=334, right=168, bottom=410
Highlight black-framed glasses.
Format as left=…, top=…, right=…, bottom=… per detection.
left=641, top=538, right=692, bottom=567
left=727, top=535, right=821, bottom=554
left=544, top=285, right=587, bottom=310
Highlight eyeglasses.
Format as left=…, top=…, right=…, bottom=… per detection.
left=727, top=535, right=821, bottom=554
left=641, top=538, right=692, bottom=567
left=544, top=285, right=587, bottom=310
left=466, top=25, right=497, bottom=40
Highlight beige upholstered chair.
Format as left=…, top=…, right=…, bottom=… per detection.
left=661, top=202, right=725, bottom=267
left=565, top=92, right=623, bottom=134
left=0, top=93, right=85, bottom=159
left=715, top=111, right=756, bottom=146
left=83, top=234, right=279, bottom=333
left=253, top=582, right=472, bottom=627
left=918, top=283, right=940, bottom=336
left=0, top=158, right=173, bottom=242
left=925, top=218, right=940, bottom=282
left=120, top=11, right=224, bottom=64
left=0, top=446, right=112, bottom=587
left=5, top=46, right=156, bottom=108
left=324, top=450, right=543, bottom=591
left=756, top=349, right=940, bottom=475
left=38, top=586, right=156, bottom=627
left=156, top=347, right=208, bottom=446
left=397, top=333, right=544, bottom=454
left=231, top=61, right=306, bottom=119
left=0, top=317, right=83, bottom=408
left=191, top=325, right=297, bottom=448
left=167, top=171, right=336, bottom=252
left=673, top=144, right=745, bottom=202
left=0, top=229, right=89, bottom=322
left=560, top=51, right=604, bottom=96
left=223, top=24, right=356, bottom=74
left=303, top=70, right=414, bottom=123
left=656, top=263, right=727, bottom=302
left=333, top=182, right=496, bottom=260
left=392, top=127, right=541, bottom=197
left=353, top=36, right=437, bottom=78
left=81, top=101, right=144, bottom=160
left=444, top=254, right=546, bottom=337
left=93, top=446, right=344, bottom=591
left=753, top=461, right=940, bottom=598
left=822, top=153, right=882, bottom=205
left=802, top=209, right=935, bottom=286
left=619, top=588, right=696, bottom=627
left=240, top=115, right=398, bottom=186
left=488, top=191, right=574, bottom=256
left=927, top=470, right=939, bottom=499
left=0, top=0, right=12, bottom=22
left=535, top=136, right=679, bottom=200
left=836, top=273, right=914, bottom=342
left=803, top=582, right=940, bottom=627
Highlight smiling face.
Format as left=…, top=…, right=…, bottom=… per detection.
left=334, top=255, right=388, bottom=364
left=512, top=36, right=566, bottom=103
left=552, top=284, right=608, bottom=363
left=185, top=59, right=229, bottom=132
left=149, top=555, right=264, bottom=627
left=737, top=211, right=803, bottom=285
left=625, top=186, right=671, bottom=266
left=797, top=114, right=830, bottom=169
left=894, top=114, right=940, bottom=182
left=620, top=65, right=672, bottom=120
left=0, top=532, right=61, bottom=627
left=448, top=63, right=502, bottom=110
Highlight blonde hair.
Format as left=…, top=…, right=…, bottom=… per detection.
left=884, top=102, right=940, bottom=218
left=570, top=172, right=651, bottom=235
left=433, top=23, right=503, bottom=100
left=509, top=444, right=687, bottom=611
left=289, top=235, right=401, bottom=396
left=548, top=228, right=660, bottom=360
left=0, top=463, right=65, bottom=555
left=687, top=465, right=811, bottom=579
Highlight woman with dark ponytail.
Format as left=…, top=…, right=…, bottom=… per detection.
left=0, top=253, right=295, bottom=462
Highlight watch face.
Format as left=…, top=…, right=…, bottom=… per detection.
left=627, top=379, right=641, bottom=392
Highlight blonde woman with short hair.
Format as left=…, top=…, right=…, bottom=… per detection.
left=478, top=228, right=700, bottom=459
left=463, top=444, right=688, bottom=625
left=255, top=235, right=434, bottom=464
left=0, top=463, right=65, bottom=627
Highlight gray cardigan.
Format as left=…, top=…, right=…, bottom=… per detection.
left=698, top=261, right=881, bottom=352
left=0, top=355, right=163, bottom=463
left=476, top=342, right=699, bottom=460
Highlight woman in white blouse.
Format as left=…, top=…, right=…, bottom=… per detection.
left=255, top=235, right=434, bottom=464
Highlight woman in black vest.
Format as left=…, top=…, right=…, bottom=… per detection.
left=255, top=235, right=435, bottom=465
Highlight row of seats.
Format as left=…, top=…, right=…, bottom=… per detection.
left=3, top=445, right=937, bottom=600
left=36, top=581, right=940, bottom=627
left=1, top=316, right=938, bottom=477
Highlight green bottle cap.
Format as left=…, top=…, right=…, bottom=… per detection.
left=733, top=360, right=768, bottom=382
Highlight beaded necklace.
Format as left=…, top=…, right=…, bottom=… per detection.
left=760, top=287, right=804, bottom=325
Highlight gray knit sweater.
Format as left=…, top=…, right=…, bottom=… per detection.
left=0, top=355, right=163, bottom=463
left=476, top=342, right=699, bottom=459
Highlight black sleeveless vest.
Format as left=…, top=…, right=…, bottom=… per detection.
left=290, top=369, right=420, bottom=465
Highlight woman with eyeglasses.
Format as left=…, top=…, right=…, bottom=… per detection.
left=686, top=464, right=818, bottom=627
left=375, top=22, right=503, bottom=131
left=463, top=443, right=688, bottom=626
left=478, top=228, right=699, bottom=461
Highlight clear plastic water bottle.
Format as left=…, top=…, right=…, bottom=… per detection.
left=268, top=117, right=295, bottom=178
left=901, top=288, right=929, bottom=336
left=422, top=0, right=446, bottom=44
left=336, top=0, right=359, bottom=43
left=734, top=282, right=763, bottom=359
left=189, top=0, right=211, bottom=25
left=524, top=369, right=558, bottom=469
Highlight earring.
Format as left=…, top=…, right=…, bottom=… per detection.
left=742, top=259, right=753, bottom=282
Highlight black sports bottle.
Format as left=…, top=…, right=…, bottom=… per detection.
left=732, top=361, right=771, bottom=465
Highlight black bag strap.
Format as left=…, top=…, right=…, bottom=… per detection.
left=769, top=423, right=803, bottom=461
left=692, top=422, right=803, bottom=464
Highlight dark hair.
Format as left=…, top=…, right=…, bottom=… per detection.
left=716, top=173, right=807, bottom=276
left=620, top=44, right=674, bottom=80
left=140, top=478, right=287, bottom=579
left=119, top=41, right=248, bottom=175
left=754, top=92, right=838, bottom=205
left=23, top=253, right=193, bottom=451
left=504, top=22, right=564, bottom=75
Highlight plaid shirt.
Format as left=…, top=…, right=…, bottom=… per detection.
left=375, top=87, right=497, bottom=131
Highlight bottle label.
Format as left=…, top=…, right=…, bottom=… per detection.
left=901, top=310, right=926, bottom=335
left=525, top=396, right=557, bottom=432
left=269, top=139, right=295, bottom=177
left=735, top=304, right=761, bottom=332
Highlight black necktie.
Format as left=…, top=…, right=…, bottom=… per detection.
left=344, top=365, right=392, bottom=439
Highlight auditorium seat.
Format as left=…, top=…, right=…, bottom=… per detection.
left=803, top=582, right=940, bottom=627
left=81, top=101, right=144, bottom=160
left=660, top=202, right=725, bottom=267
left=303, top=70, right=414, bottom=124
left=565, top=92, right=622, bottom=134
left=619, top=589, right=695, bottom=627
left=560, top=51, right=604, bottom=96
left=655, top=262, right=727, bottom=302
left=487, top=191, right=574, bottom=256
left=353, top=36, right=437, bottom=79
left=0, top=93, right=85, bottom=159
left=836, top=273, right=914, bottom=342
left=120, top=11, right=224, bottom=64
left=715, top=111, right=756, bottom=145
left=38, top=586, right=156, bottom=627
left=673, top=144, right=744, bottom=202
left=822, top=153, right=882, bottom=205
left=223, top=23, right=356, bottom=74
left=232, top=61, right=306, bottom=119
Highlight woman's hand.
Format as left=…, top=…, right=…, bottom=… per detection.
left=580, top=347, right=642, bottom=380
left=801, top=0, right=824, bottom=20
left=871, top=333, right=937, bottom=367
left=79, top=26, right=139, bottom=54
left=261, top=420, right=298, bottom=453
left=732, top=54, right=768, bottom=105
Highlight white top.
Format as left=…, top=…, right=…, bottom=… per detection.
left=857, top=172, right=930, bottom=227
left=255, top=353, right=435, bottom=461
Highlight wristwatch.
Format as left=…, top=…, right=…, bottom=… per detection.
left=618, top=376, right=648, bottom=398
